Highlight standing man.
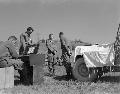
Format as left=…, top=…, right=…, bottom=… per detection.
left=19, top=27, right=34, bottom=55
left=0, top=36, right=23, bottom=68
left=46, top=34, right=57, bottom=76
left=59, top=32, right=72, bottom=77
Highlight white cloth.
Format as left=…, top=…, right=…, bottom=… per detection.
left=27, top=47, right=35, bottom=54
left=74, top=43, right=115, bottom=67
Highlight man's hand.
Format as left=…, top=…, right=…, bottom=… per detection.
left=53, top=50, right=57, bottom=55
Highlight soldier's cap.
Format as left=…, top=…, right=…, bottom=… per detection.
left=27, top=27, right=34, bottom=32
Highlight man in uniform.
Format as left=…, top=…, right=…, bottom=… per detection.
left=59, top=32, right=72, bottom=77
left=0, top=36, right=23, bottom=68
left=19, top=27, right=34, bottom=55
left=46, top=34, right=57, bottom=76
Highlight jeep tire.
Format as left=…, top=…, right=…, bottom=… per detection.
left=72, top=58, right=98, bottom=82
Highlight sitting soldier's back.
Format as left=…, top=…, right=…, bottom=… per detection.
left=0, top=41, right=12, bottom=59
left=0, top=36, right=20, bottom=68
left=0, top=41, right=18, bottom=59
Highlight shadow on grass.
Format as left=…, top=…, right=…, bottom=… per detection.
left=53, top=75, right=75, bottom=81
left=98, top=76, right=120, bottom=83
left=53, top=74, right=120, bottom=83
left=44, top=72, right=71, bottom=81
left=15, top=75, right=120, bottom=85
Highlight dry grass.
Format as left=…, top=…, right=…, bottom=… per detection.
left=2, top=78, right=120, bottom=94
left=2, top=65, right=120, bottom=94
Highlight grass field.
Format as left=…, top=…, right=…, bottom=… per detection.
left=3, top=60, right=120, bottom=94
left=2, top=72, right=120, bottom=94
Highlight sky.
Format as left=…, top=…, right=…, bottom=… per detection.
left=0, top=0, right=119, bottom=44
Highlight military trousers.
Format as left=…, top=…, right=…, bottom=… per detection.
left=61, top=53, right=72, bottom=76
left=47, top=54, right=56, bottom=74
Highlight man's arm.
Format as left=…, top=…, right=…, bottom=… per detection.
left=20, top=34, right=28, bottom=48
left=46, top=40, right=55, bottom=53
left=61, top=38, right=69, bottom=52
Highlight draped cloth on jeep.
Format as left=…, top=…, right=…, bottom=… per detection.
left=75, top=43, right=115, bottom=67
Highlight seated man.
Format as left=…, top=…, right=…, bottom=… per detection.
left=0, top=36, right=23, bottom=68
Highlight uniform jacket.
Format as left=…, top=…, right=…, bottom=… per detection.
left=20, top=32, right=32, bottom=47
left=0, top=41, right=19, bottom=60
left=46, top=39, right=57, bottom=55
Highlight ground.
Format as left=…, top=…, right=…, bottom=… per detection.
left=2, top=64, right=120, bottom=94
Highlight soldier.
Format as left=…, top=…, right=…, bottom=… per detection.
left=46, top=34, right=57, bottom=76
left=59, top=32, right=72, bottom=77
left=0, top=36, right=23, bottom=68
left=114, top=24, right=120, bottom=65
left=19, top=27, right=34, bottom=55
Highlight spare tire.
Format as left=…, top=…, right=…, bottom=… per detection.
left=72, top=58, right=98, bottom=82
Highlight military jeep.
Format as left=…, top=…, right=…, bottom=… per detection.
left=72, top=43, right=120, bottom=82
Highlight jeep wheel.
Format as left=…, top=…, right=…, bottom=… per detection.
left=72, top=58, right=98, bottom=82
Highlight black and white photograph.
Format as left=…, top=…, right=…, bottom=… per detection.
left=0, top=0, right=119, bottom=94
